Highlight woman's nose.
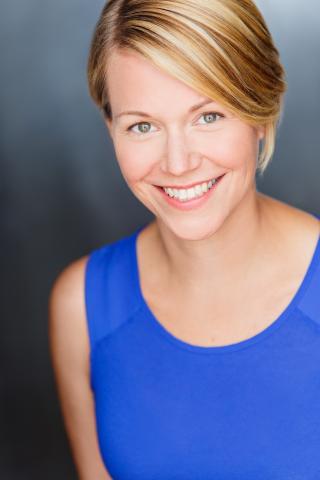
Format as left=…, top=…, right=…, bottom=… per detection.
left=160, top=130, right=202, bottom=175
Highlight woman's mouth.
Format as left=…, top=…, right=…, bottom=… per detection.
left=154, top=174, right=226, bottom=211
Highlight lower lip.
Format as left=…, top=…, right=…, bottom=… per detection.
left=155, top=174, right=226, bottom=211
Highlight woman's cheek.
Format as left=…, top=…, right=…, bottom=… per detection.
left=199, top=130, right=240, bottom=169
left=115, top=137, right=161, bottom=183
left=113, top=143, right=145, bottom=183
left=201, top=128, right=258, bottom=170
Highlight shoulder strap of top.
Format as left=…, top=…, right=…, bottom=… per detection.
left=84, top=229, right=142, bottom=355
left=297, top=212, right=320, bottom=324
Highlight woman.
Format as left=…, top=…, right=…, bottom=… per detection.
left=49, top=0, right=320, bottom=479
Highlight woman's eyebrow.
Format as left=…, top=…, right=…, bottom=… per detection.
left=114, top=98, right=215, bottom=120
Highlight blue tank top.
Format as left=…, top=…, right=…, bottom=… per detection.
left=85, top=214, right=320, bottom=480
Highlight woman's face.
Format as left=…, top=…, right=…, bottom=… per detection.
left=105, top=49, right=265, bottom=239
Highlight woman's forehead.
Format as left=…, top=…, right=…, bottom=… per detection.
left=106, top=50, right=218, bottom=111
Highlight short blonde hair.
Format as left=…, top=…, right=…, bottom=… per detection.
left=87, top=0, right=287, bottom=176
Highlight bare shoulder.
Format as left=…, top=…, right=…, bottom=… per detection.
left=48, top=254, right=90, bottom=374
left=48, top=256, right=114, bottom=479
left=49, top=255, right=89, bottom=317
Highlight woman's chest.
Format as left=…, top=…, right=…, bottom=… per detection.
left=92, top=331, right=320, bottom=479
left=143, top=279, right=298, bottom=347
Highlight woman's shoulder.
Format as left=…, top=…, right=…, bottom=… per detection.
left=48, top=254, right=90, bottom=351
left=48, top=246, right=108, bottom=343
left=50, top=255, right=88, bottom=302
left=49, top=237, right=126, bottom=307
left=48, top=245, right=116, bottom=367
left=48, top=228, right=142, bottom=330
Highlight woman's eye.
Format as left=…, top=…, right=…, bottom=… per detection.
left=198, top=112, right=224, bottom=124
left=126, top=111, right=224, bottom=135
left=127, top=122, right=155, bottom=135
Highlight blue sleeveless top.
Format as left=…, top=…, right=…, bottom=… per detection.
left=85, top=214, right=320, bottom=480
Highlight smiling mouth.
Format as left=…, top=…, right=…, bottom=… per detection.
left=154, top=173, right=226, bottom=203
left=154, top=174, right=225, bottom=190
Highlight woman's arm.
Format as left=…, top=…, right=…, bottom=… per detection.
left=48, top=257, right=113, bottom=480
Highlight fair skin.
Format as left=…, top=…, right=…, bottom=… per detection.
left=105, top=49, right=320, bottom=344
left=48, top=47, right=320, bottom=478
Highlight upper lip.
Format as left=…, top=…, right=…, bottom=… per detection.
left=156, top=174, right=225, bottom=190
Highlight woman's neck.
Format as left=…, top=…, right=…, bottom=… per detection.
left=153, top=190, right=272, bottom=302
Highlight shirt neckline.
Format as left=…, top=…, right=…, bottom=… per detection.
left=130, top=214, right=320, bottom=355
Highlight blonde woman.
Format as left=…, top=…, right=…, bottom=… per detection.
left=49, top=1, right=320, bottom=478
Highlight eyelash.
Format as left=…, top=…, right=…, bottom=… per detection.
left=126, top=111, right=225, bottom=135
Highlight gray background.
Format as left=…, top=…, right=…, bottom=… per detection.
left=1, top=1, right=319, bottom=478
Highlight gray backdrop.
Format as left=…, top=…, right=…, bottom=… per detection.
left=1, top=1, right=319, bottom=478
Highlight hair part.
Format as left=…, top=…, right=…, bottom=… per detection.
left=87, top=0, right=287, bottom=176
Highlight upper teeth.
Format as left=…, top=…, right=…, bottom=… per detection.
left=162, top=178, right=217, bottom=201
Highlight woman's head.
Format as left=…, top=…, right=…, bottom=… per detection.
left=88, top=0, right=287, bottom=176
left=87, top=0, right=287, bottom=239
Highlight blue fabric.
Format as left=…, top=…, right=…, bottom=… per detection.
left=85, top=214, right=320, bottom=480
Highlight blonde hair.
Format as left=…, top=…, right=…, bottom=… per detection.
left=87, top=0, right=287, bottom=176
